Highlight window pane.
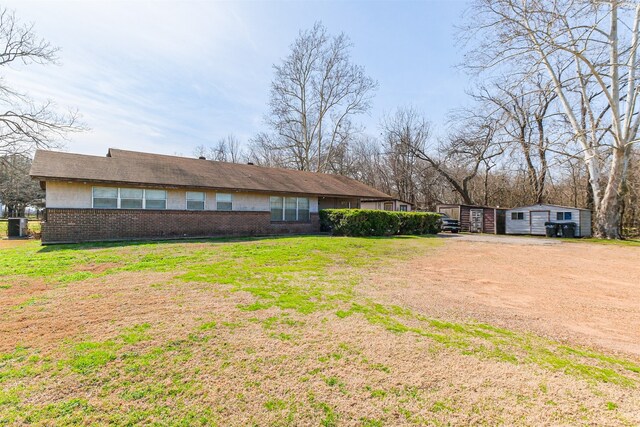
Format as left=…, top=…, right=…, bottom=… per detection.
left=285, top=197, right=297, bottom=221
left=93, top=187, right=117, bottom=198
left=93, top=198, right=117, bottom=208
left=145, top=189, right=166, bottom=200
left=565, top=212, right=572, bottom=220
left=120, top=188, right=143, bottom=199
left=187, top=191, right=205, bottom=201
left=556, top=212, right=563, bottom=221
left=270, top=196, right=283, bottom=221
left=187, top=200, right=204, bottom=210
left=217, top=193, right=232, bottom=211
left=145, top=199, right=166, bottom=210
left=297, top=198, right=309, bottom=222
left=121, top=199, right=143, bottom=209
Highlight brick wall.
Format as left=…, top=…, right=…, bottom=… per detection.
left=42, top=209, right=320, bottom=243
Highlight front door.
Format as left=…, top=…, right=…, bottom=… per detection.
left=530, top=211, right=550, bottom=235
left=470, top=209, right=483, bottom=233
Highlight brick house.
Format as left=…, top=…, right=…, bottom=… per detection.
left=30, top=148, right=391, bottom=244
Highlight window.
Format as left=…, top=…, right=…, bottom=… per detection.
left=120, top=188, right=143, bottom=209
left=92, top=187, right=166, bottom=209
left=297, top=197, right=310, bottom=221
left=93, top=187, right=118, bottom=208
left=145, top=189, right=167, bottom=210
left=216, top=193, right=232, bottom=211
left=270, top=196, right=310, bottom=222
left=186, top=191, right=205, bottom=210
left=270, top=196, right=283, bottom=221
left=285, top=197, right=297, bottom=221
left=383, top=202, right=393, bottom=211
left=511, top=212, right=524, bottom=220
left=556, top=212, right=572, bottom=221
left=399, top=205, right=408, bottom=212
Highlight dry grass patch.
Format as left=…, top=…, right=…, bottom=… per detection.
left=1, top=236, right=639, bottom=425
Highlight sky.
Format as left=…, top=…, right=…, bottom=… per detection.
left=3, top=0, right=472, bottom=158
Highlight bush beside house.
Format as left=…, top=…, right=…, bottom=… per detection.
left=320, top=209, right=441, bottom=236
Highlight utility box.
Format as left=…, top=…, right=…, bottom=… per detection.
left=7, top=218, right=28, bottom=238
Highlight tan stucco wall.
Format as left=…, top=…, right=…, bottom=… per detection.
left=167, top=189, right=185, bottom=210
left=45, top=182, right=319, bottom=213
left=46, top=181, right=93, bottom=208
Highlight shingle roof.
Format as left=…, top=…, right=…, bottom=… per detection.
left=30, top=148, right=391, bottom=199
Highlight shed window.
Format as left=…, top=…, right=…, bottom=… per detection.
left=270, top=196, right=310, bottom=222
left=120, top=188, right=143, bottom=209
left=399, top=205, right=408, bottom=212
left=93, top=187, right=118, bottom=209
left=511, top=212, right=524, bottom=220
left=383, top=202, right=393, bottom=211
left=556, top=212, right=572, bottom=220
left=145, top=190, right=167, bottom=210
left=216, top=193, right=232, bottom=211
left=186, top=191, right=205, bottom=210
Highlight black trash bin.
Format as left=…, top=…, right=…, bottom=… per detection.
left=544, top=222, right=558, bottom=237
left=7, top=218, right=28, bottom=238
left=561, top=222, right=576, bottom=238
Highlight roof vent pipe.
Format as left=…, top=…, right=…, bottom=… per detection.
left=198, top=156, right=206, bottom=160
left=247, top=162, right=254, bottom=165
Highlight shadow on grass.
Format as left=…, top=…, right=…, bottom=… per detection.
left=37, top=233, right=439, bottom=253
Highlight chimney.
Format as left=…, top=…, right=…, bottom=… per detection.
left=247, top=162, right=254, bottom=165
left=198, top=156, right=206, bottom=160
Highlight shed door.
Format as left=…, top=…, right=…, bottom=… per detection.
left=470, top=209, right=483, bottom=233
left=530, top=211, right=550, bottom=235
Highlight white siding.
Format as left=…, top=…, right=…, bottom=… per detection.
left=505, top=204, right=592, bottom=237
left=579, top=210, right=592, bottom=237
left=505, top=208, right=531, bottom=234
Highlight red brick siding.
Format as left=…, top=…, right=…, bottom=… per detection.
left=42, top=209, right=320, bottom=243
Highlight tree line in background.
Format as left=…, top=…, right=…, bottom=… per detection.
left=197, top=3, right=640, bottom=239
left=1, top=3, right=638, bottom=238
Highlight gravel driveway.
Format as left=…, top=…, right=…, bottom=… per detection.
left=367, top=235, right=640, bottom=357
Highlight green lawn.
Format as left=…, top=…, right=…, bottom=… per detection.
left=1, top=236, right=638, bottom=425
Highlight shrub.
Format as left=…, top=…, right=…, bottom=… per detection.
left=320, top=209, right=441, bottom=236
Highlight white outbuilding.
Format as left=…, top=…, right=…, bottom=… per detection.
left=505, top=204, right=592, bottom=237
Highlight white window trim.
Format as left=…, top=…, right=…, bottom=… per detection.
left=271, top=196, right=309, bottom=222
left=186, top=191, right=206, bottom=211
left=92, top=187, right=167, bottom=210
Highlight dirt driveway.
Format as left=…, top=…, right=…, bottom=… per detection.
left=367, top=235, right=640, bottom=357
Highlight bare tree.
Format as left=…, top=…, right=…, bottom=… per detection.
left=194, top=134, right=244, bottom=163
left=379, top=107, right=430, bottom=204
left=0, top=153, right=43, bottom=216
left=410, top=112, right=504, bottom=205
left=251, top=22, right=377, bottom=172
left=474, top=75, right=558, bottom=204
left=463, top=0, right=640, bottom=238
left=0, top=7, right=81, bottom=157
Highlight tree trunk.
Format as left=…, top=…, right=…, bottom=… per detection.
left=593, top=146, right=626, bottom=238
